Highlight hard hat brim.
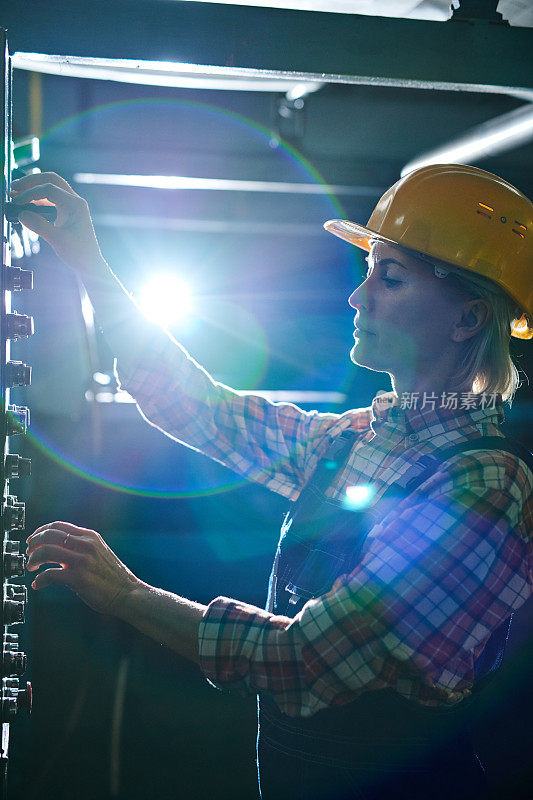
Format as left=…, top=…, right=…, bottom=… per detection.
left=323, top=218, right=450, bottom=273
left=323, top=219, right=385, bottom=253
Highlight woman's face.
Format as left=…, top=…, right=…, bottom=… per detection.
left=348, top=242, right=468, bottom=381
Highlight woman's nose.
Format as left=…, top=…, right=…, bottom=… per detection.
left=349, top=280, right=368, bottom=310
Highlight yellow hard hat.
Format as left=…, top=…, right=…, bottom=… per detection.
left=324, top=164, right=533, bottom=339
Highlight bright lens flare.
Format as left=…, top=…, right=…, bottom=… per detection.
left=343, top=484, right=376, bottom=511
left=137, top=275, right=192, bottom=328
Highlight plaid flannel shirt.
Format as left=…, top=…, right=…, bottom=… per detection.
left=115, top=323, right=532, bottom=719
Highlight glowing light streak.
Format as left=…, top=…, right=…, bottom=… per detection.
left=73, top=172, right=380, bottom=197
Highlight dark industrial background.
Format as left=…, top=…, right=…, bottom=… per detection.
left=1, top=2, right=532, bottom=798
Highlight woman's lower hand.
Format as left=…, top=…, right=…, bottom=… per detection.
left=26, top=521, right=141, bottom=616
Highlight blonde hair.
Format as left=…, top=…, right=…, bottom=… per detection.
left=444, top=268, right=521, bottom=403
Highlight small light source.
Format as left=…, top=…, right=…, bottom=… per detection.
left=137, top=274, right=192, bottom=328
left=93, top=371, right=111, bottom=385
left=343, top=484, right=376, bottom=511
left=95, top=392, right=114, bottom=403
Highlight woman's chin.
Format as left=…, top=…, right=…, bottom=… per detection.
left=350, top=343, right=389, bottom=373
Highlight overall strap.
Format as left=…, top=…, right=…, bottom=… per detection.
left=290, top=429, right=358, bottom=520
left=291, top=433, right=532, bottom=522
left=381, top=435, right=533, bottom=499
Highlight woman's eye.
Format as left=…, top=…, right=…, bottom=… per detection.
left=381, top=277, right=402, bottom=286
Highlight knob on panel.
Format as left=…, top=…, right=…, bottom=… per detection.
left=3, top=497, right=26, bottom=532
left=4, top=454, right=31, bottom=479
left=3, top=554, right=25, bottom=579
left=4, top=199, right=57, bottom=223
left=6, top=405, right=30, bottom=435
left=4, top=361, right=31, bottom=388
left=3, top=601, right=25, bottom=626
left=5, top=312, right=34, bottom=340
left=3, top=266, right=33, bottom=292
left=2, top=651, right=27, bottom=677
left=5, top=585, right=27, bottom=603
left=1, top=680, right=32, bottom=721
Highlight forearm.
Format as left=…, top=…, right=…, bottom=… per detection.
left=115, top=581, right=206, bottom=664
left=78, top=256, right=164, bottom=373
left=77, top=256, right=135, bottom=330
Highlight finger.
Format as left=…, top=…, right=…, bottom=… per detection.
left=26, top=543, right=82, bottom=571
left=31, top=520, right=68, bottom=537
left=11, top=184, right=68, bottom=205
left=11, top=183, right=79, bottom=227
left=11, top=171, right=77, bottom=196
left=26, top=527, right=88, bottom=555
left=27, top=523, right=96, bottom=553
left=30, top=521, right=94, bottom=538
left=31, top=567, right=69, bottom=591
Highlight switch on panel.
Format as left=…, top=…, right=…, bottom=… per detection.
left=5, top=362, right=31, bottom=388
left=3, top=497, right=25, bottom=532
left=3, top=266, right=33, bottom=293
left=1, top=679, right=32, bottom=721
left=6, top=406, right=30, bottom=436
left=5, top=312, right=34, bottom=340
left=4, top=455, right=31, bottom=480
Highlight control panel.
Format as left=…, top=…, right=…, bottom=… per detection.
left=0, top=29, right=35, bottom=798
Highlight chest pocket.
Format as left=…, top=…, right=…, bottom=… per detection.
left=281, top=502, right=367, bottom=605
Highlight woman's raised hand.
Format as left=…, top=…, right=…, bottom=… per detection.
left=10, top=172, right=105, bottom=274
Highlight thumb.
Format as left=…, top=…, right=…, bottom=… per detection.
left=18, top=210, right=55, bottom=242
left=32, top=566, right=68, bottom=590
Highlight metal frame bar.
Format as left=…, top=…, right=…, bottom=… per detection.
left=3, top=1, right=533, bottom=96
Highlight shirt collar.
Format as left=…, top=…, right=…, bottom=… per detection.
left=370, top=390, right=504, bottom=440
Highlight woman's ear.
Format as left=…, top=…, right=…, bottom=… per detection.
left=451, top=299, right=490, bottom=342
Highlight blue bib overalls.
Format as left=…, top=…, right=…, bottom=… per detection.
left=256, top=433, right=527, bottom=800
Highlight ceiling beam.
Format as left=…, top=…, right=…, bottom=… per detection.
left=3, top=1, right=533, bottom=97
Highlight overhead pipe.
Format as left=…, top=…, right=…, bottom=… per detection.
left=401, top=103, right=533, bottom=175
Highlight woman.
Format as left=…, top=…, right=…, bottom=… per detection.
left=16, top=164, right=532, bottom=799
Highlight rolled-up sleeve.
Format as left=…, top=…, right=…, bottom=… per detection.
left=198, top=456, right=532, bottom=717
